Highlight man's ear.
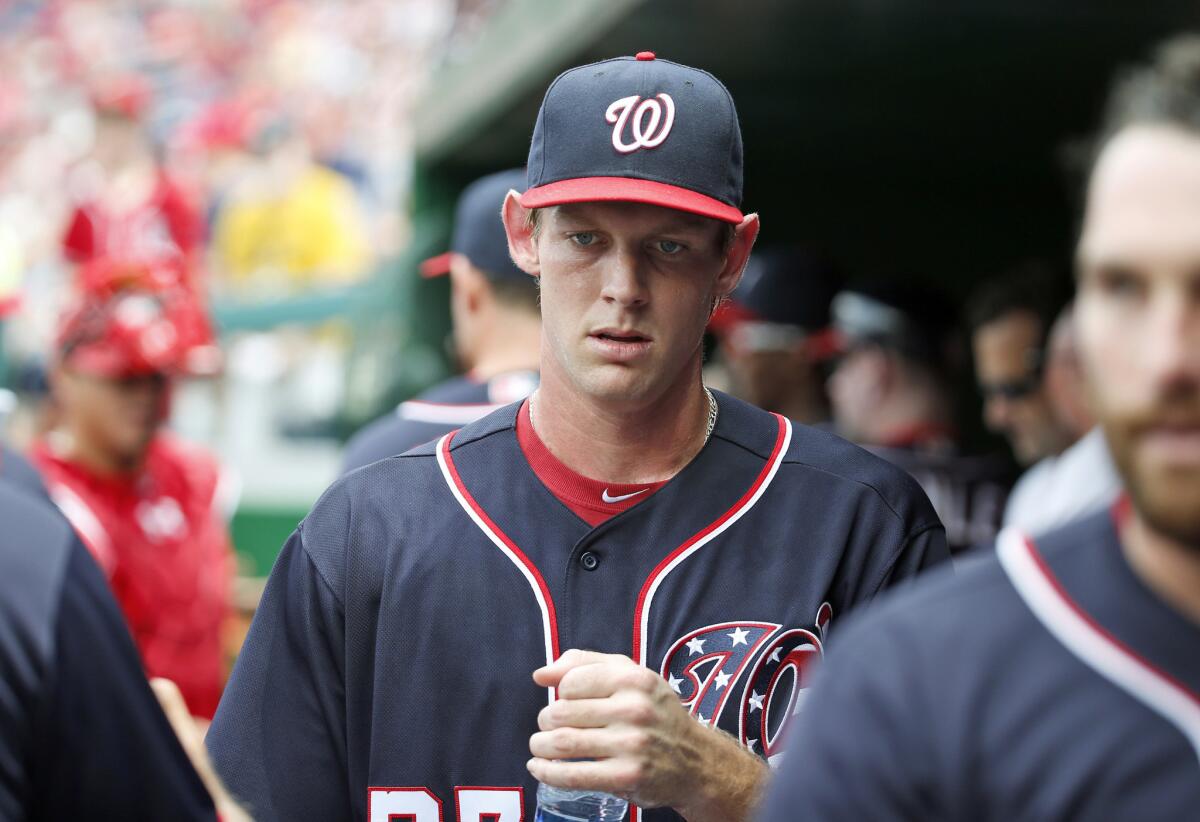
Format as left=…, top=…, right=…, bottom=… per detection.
left=502, top=191, right=541, bottom=278
left=714, top=213, right=760, bottom=299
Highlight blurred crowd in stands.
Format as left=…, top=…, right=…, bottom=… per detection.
left=0, top=0, right=454, bottom=375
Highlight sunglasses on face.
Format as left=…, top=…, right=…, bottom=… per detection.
left=979, top=375, right=1042, bottom=401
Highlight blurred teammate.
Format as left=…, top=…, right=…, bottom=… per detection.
left=711, top=246, right=840, bottom=425
left=759, top=35, right=1200, bottom=821
left=341, top=168, right=539, bottom=472
left=1003, top=303, right=1122, bottom=533
left=967, top=262, right=1073, bottom=466
left=209, top=53, right=946, bottom=822
left=31, top=258, right=232, bottom=720
left=829, top=281, right=1009, bottom=553
left=0, top=482, right=220, bottom=820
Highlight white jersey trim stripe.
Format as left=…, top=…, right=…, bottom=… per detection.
left=435, top=433, right=558, bottom=704
left=997, top=526, right=1200, bottom=764
left=635, top=416, right=792, bottom=667
left=48, top=482, right=116, bottom=575
left=398, top=400, right=508, bottom=426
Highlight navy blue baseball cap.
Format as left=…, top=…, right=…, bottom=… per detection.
left=519, top=51, right=744, bottom=224
left=421, top=167, right=529, bottom=280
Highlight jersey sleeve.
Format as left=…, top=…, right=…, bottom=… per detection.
left=872, top=523, right=950, bottom=595
left=206, top=526, right=350, bottom=822
left=756, top=610, right=944, bottom=822
left=29, top=534, right=216, bottom=820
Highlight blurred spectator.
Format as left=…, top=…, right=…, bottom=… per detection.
left=61, top=85, right=204, bottom=270
left=829, top=281, right=1009, bottom=552
left=1002, top=303, right=1122, bottom=533
left=31, top=260, right=233, bottom=720
left=0, top=482, right=222, bottom=821
left=342, top=168, right=539, bottom=473
left=210, top=118, right=372, bottom=289
left=966, top=261, right=1074, bottom=466
left=711, top=246, right=841, bottom=425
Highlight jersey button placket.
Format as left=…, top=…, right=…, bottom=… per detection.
left=579, top=551, right=600, bottom=571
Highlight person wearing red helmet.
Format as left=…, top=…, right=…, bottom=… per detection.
left=31, top=259, right=233, bottom=720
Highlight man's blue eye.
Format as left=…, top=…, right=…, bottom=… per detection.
left=572, top=233, right=596, bottom=246
left=659, top=240, right=683, bottom=254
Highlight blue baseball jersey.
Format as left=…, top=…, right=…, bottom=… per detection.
left=341, top=370, right=539, bottom=474
left=0, top=483, right=215, bottom=820
left=758, top=508, right=1200, bottom=822
left=209, top=391, right=948, bottom=822
left=0, top=440, right=49, bottom=500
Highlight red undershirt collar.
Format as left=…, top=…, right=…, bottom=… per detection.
left=515, top=400, right=666, bottom=526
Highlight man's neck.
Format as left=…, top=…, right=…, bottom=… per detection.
left=1123, top=510, right=1200, bottom=627
left=51, top=428, right=144, bottom=478
left=468, top=314, right=541, bottom=381
left=530, top=363, right=712, bottom=485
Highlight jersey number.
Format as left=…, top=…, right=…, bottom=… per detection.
left=368, top=787, right=524, bottom=821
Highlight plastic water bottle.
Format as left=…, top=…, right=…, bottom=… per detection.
left=535, top=783, right=628, bottom=821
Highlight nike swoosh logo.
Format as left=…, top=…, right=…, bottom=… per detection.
left=601, top=488, right=649, bottom=504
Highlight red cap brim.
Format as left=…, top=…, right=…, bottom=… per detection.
left=809, top=327, right=846, bottom=362
left=519, top=177, right=743, bottom=224
left=707, top=299, right=759, bottom=334
left=419, top=252, right=453, bottom=278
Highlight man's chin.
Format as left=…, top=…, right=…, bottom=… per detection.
left=1127, top=468, right=1200, bottom=549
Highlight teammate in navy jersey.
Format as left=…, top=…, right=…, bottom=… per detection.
left=209, top=52, right=948, bottom=822
left=0, top=441, right=49, bottom=499
left=341, top=168, right=540, bottom=473
left=0, top=482, right=218, bottom=820
left=758, top=35, right=1200, bottom=822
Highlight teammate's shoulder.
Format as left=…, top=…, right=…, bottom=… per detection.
left=787, top=423, right=940, bottom=529
left=411, top=374, right=491, bottom=405
left=833, top=542, right=1021, bottom=659
left=0, top=440, right=50, bottom=500
left=0, top=481, right=76, bottom=631
left=711, top=392, right=933, bottom=518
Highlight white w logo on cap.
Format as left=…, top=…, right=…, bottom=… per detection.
left=606, top=93, right=676, bottom=154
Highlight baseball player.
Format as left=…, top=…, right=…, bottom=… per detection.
left=0, top=481, right=218, bottom=820
left=342, top=168, right=540, bottom=473
left=758, top=35, right=1200, bottom=822
left=710, top=246, right=842, bottom=426
left=208, top=53, right=948, bottom=822
left=828, top=281, right=1011, bottom=553
left=31, top=258, right=233, bottom=720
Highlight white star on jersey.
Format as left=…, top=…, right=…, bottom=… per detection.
left=768, top=646, right=783, bottom=664
left=728, top=627, right=750, bottom=646
left=748, top=690, right=765, bottom=712
left=667, top=674, right=683, bottom=694
left=686, top=637, right=706, bottom=656
left=746, top=739, right=758, bottom=753
left=714, top=670, right=732, bottom=690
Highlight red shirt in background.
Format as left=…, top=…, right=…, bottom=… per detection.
left=31, top=434, right=233, bottom=719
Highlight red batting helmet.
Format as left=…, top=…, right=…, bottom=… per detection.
left=57, top=258, right=221, bottom=378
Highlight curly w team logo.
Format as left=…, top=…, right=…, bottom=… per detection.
left=660, top=603, right=832, bottom=762
left=606, top=93, right=676, bottom=153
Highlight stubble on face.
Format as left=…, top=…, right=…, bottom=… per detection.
left=1077, top=126, right=1200, bottom=548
